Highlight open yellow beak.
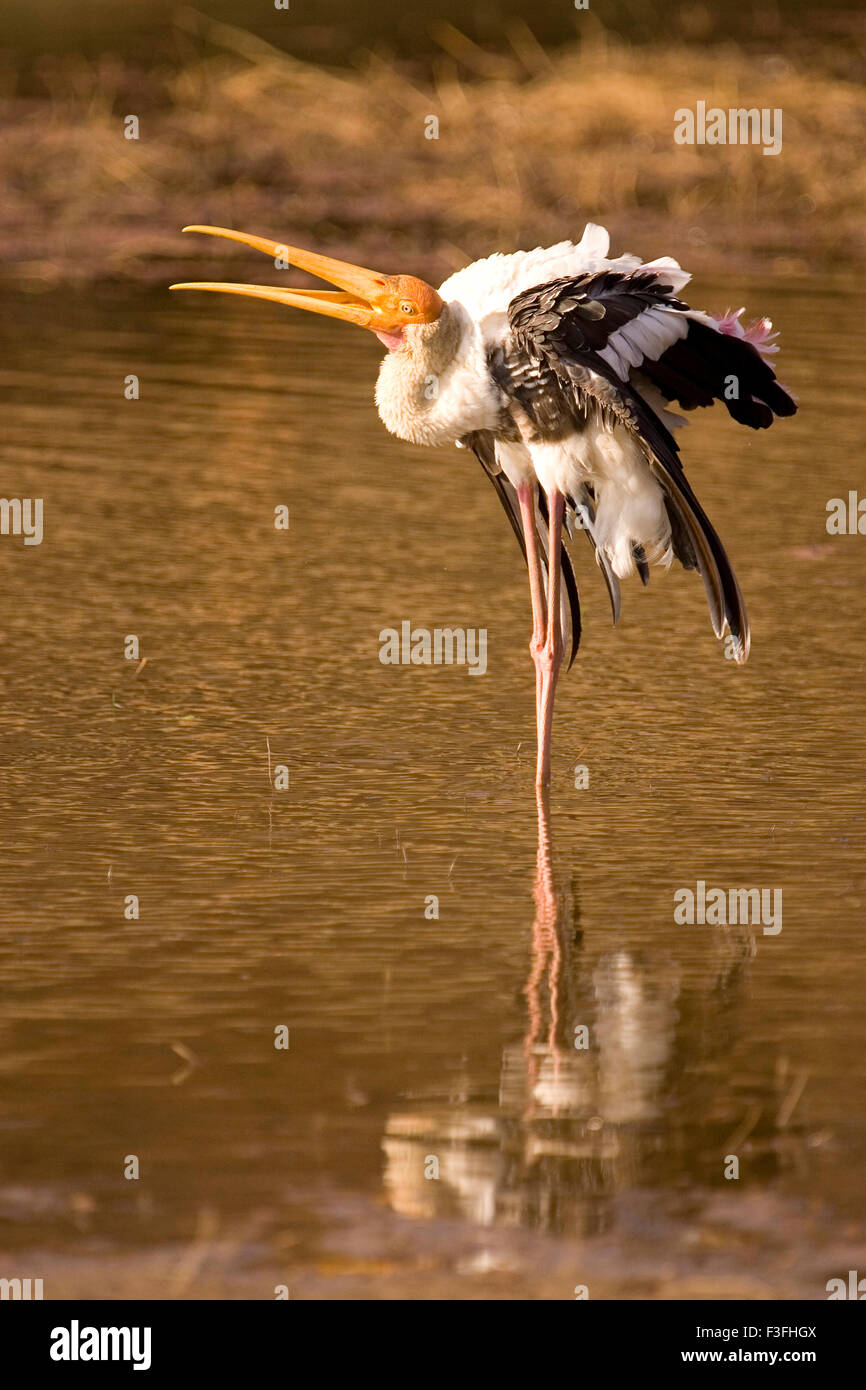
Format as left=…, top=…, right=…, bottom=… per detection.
left=170, top=225, right=440, bottom=333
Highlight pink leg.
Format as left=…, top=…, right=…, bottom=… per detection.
left=516, top=483, right=547, bottom=728
left=536, top=490, right=565, bottom=787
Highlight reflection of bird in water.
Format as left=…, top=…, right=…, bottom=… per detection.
left=172, top=223, right=796, bottom=786
left=519, top=790, right=683, bottom=1129
left=381, top=792, right=770, bottom=1236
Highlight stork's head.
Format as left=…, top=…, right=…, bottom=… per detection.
left=170, top=226, right=443, bottom=352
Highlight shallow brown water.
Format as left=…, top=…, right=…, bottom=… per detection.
left=0, top=277, right=864, bottom=1299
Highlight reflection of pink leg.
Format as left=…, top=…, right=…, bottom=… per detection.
left=516, top=484, right=547, bottom=730
left=537, top=491, right=565, bottom=787
left=533, top=781, right=555, bottom=915
left=524, top=783, right=555, bottom=1108
left=535, top=782, right=562, bottom=1076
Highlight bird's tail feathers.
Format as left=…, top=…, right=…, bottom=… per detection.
left=656, top=461, right=750, bottom=663
left=566, top=489, right=622, bottom=624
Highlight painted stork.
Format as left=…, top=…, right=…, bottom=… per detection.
left=171, top=223, right=795, bottom=786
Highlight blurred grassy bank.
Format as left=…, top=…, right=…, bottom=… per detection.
left=2, top=17, right=863, bottom=288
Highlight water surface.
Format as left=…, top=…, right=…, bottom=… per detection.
left=0, top=278, right=864, bottom=1298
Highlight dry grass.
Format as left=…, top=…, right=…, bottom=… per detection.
left=2, top=20, right=863, bottom=287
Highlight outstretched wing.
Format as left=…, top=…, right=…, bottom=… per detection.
left=502, top=267, right=797, bottom=660
left=460, top=430, right=582, bottom=668
left=509, top=268, right=796, bottom=427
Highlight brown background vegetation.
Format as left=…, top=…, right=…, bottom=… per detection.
left=1, top=3, right=863, bottom=287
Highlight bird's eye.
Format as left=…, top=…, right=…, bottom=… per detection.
left=399, top=300, right=417, bottom=316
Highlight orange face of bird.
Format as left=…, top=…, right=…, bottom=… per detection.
left=170, top=226, right=443, bottom=346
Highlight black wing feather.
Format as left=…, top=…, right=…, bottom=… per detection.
left=640, top=319, right=796, bottom=428
left=510, top=269, right=796, bottom=429
left=506, top=270, right=773, bottom=658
